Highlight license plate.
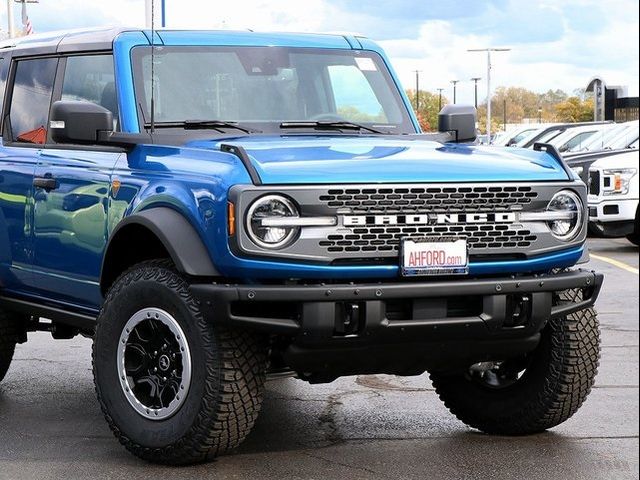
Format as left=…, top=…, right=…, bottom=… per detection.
left=401, top=237, right=469, bottom=276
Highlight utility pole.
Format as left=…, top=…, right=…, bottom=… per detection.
left=437, top=88, right=444, bottom=111
left=450, top=80, right=459, bottom=104
left=470, top=77, right=481, bottom=109
left=413, top=70, right=421, bottom=112
left=468, top=47, right=511, bottom=141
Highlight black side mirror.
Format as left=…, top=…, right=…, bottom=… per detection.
left=50, top=100, right=113, bottom=144
left=438, top=105, right=477, bottom=143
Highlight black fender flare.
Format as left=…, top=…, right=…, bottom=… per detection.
left=101, top=207, right=219, bottom=287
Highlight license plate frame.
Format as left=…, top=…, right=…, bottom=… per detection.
left=400, top=236, right=469, bottom=277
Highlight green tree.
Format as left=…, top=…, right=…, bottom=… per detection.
left=406, top=90, right=449, bottom=131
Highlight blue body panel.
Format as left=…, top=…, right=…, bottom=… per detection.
left=0, top=29, right=584, bottom=314
left=186, top=136, right=570, bottom=184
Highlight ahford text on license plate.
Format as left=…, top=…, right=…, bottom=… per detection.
left=401, top=237, right=469, bottom=276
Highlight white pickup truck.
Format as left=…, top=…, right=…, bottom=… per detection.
left=585, top=150, right=639, bottom=245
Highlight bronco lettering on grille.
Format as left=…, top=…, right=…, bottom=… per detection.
left=343, top=212, right=517, bottom=226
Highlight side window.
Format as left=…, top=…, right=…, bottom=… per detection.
left=61, top=55, right=119, bottom=130
left=327, top=64, right=387, bottom=122
left=9, top=57, right=57, bottom=145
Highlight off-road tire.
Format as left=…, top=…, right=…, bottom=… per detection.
left=431, top=288, right=600, bottom=435
left=93, top=260, right=267, bottom=464
left=0, top=310, right=20, bottom=383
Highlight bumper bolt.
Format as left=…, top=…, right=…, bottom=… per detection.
left=539, top=281, right=545, bottom=287
left=375, top=289, right=382, bottom=297
left=248, top=291, right=256, bottom=300
left=586, top=278, right=591, bottom=285
left=325, top=290, right=332, bottom=297
left=495, top=284, right=502, bottom=292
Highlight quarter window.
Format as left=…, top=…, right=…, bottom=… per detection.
left=9, top=58, right=58, bottom=145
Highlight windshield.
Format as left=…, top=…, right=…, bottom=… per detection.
left=132, top=46, right=415, bottom=134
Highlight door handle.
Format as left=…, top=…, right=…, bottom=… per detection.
left=33, top=176, right=58, bottom=192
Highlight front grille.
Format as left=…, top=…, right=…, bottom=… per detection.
left=589, top=170, right=600, bottom=196
left=317, top=186, right=539, bottom=254
left=319, top=224, right=537, bottom=254
left=318, top=186, right=538, bottom=213
left=232, top=182, right=580, bottom=264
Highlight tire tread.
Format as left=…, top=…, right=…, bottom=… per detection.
left=93, top=260, right=267, bottom=464
left=431, top=287, right=600, bottom=435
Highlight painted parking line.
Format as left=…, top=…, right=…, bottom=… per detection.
left=590, top=253, right=639, bottom=275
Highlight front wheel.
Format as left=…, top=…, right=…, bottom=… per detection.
left=93, top=260, right=267, bottom=464
left=431, top=288, right=600, bottom=435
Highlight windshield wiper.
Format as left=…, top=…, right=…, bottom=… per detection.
left=145, top=120, right=261, bottom=134
left=280, top=121, right=387, bottom=134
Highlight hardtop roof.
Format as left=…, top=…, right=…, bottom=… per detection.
left=0, top=26, right=366, bottom=55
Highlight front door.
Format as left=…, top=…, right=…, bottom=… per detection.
left=31, top=54, right=121, bottom=308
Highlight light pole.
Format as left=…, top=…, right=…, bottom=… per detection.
left=470, top=77, right=481, bottom=109
left=468, top=47, right=511, bottom=140
left=450, top=80, right=459, bottom=104
left=437, top=88, right=444, bottom=111
left=414, top=70, right=422, bottom=112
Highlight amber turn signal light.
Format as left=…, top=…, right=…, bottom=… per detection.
left=227, top=202, right=236, bottom=236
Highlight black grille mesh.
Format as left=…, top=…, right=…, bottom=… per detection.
left=320, top=224, right=536, bottom=253
left=319, top=186, right=538, bottom=213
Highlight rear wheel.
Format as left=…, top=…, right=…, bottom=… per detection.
left=93, top=260, right=267, bottom=464
left=0, top=311, right=21, bottom=383
left=431, top=288, right=600, bottom=435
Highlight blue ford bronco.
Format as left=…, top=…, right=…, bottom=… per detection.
left=0, top=28, right=603, bottom=464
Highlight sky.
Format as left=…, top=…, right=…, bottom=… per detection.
left=2, top=0, right=638, bottom=105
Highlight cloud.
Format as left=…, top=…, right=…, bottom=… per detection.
left=2, top=0, right=637, bottom=102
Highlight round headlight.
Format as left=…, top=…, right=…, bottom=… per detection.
left=246, top=195, right=299, bottom=249
left=546, top=190, right=583, bottom=241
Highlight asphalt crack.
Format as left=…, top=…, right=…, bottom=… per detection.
left=302, top=450, right=393, bottom=479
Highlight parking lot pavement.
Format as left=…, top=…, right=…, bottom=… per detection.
left=0, top=238, right=638, bottom=480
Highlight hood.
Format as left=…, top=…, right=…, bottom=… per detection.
left=186, top=136, right=570, bottom=185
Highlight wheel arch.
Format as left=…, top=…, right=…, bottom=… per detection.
left=100, top=207, right=219, bottom=295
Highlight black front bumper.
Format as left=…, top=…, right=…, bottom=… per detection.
left=191, top=269, right=603, bottom=377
